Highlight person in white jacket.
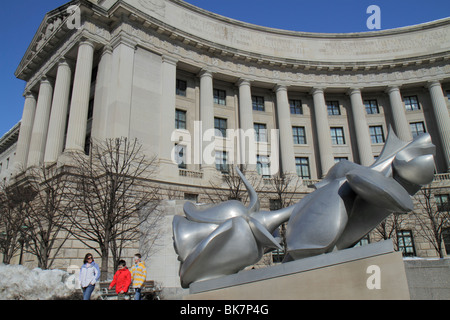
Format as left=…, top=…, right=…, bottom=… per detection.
left=79, top=253, right=100, bottom=300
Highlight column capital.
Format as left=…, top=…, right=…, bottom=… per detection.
left=79, top=38, right=96, bottom=49
left=427, top=80, right=443, bottom=89
left=274, top=84, right=288, bottom=93
left=347, top=87, right=363, bottom=96
left=237, top=78, right=252, bottom=87
left=310, top=87, right=326, bottom=95
left=198, top=69, right=213, bottom=78
left=385, top=86, right=401, bottom=94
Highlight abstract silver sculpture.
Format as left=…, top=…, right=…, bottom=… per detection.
left=285, top=129, right=435, bottom=260
left=172, top=129, right=435, bottom=288
left=172, top=169, right=293, bottom=288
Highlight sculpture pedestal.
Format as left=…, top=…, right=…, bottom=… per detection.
left=185, top=240, right=410, bottom=300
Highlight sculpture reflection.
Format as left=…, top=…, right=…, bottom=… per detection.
left=172, top=129, right=435, bottom=288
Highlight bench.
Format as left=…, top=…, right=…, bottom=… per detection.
left=99, top=280, right=159, bottom=300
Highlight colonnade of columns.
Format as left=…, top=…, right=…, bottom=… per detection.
left=13, top=38, right=450, bottom=177
left=15, top=40, right=96, bottom=170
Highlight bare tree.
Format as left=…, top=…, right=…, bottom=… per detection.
left=413, top=187, right=450, bottom=258
left=65, top=137, right=162, bottom=280
left=0, top=180, right=35, bottom=264
left=21, top=165, right=73, bottom=269
left=373, top=213, right=409, bottom=251
left=204, top=165, right=263, bottom=204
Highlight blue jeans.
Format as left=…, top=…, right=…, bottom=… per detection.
left=134, top=288, right=142, bottom=300
left=82, top=284, right=95, bottom=300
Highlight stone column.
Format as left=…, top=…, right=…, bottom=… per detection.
left=311, top=87, right=334, bottom=177
left=427, top=81, right=450, bottom=171
left=199, top=70, right=215, bottom=171
left=386, top=86, right=412, bottom=141
left=44, top=59, right=72, bottom=164
left=14, top=92, right=37, bottom=171
left=159, top=55, right=179, bottom=176
left=237, top=79, right=256, bottom=170
left=27, top=78, right=53, bottom=167
left=65, top=40, right=95, bottom=153
left=348, top=88, right=374, bottom=166
left=91, top=46, right=112, bottom=142
left=275, top=85, right=296, bottom=175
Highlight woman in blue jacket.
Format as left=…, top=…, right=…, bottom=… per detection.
left=79, top=253, right=101, bottom=300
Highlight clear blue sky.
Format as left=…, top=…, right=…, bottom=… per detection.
left=0, top=0, right=449, bottom=136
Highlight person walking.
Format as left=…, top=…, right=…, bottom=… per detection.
left=79, top=253, right=100, bottom=300
left=109, top=260, right=131, bottom=300
left=130, top=253, right=147, bottom=300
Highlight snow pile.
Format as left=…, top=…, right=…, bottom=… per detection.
left=0, top=264, right=78, bottom=300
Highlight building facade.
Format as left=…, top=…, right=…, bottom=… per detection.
left=5, top=0, right=450, bottom=295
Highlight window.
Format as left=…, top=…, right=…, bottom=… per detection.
left=436, top=194, right=449, bottom=212
left=269, top=199, right=282, bottom=211
left=214, top=117, right=227, bottom=137
left=184, top=193, right=198, bottom=203
left=334, top=157, right=348, bottom=163
left=369, top=126, right=385, bottom=144
left=443, top=228, right=450, bottom=256
left=289, top=99, right=303, bottom=115
left=176, top=79, right=187, bottom=96
left=330, top=127, right=345, bottom=145
left=272, top=248, right=285, bottom=263
left=327, top=101, right=340, bottom=115
left=364, top=99, right=379, bottom=114
left=397, top=230, right=416, bottom=257
left=295, top=157, right=310, bottom=179
left=6, top=158, right=9, bottom=169
left=257, top=155, right=271, bottom=178
left=213, top=89, right=226, bottom=105
left=404, top=96, right=419, bottom=111
left=292, top=126, right=306, bottom=144
left=215, top=151, right=229, bottom=173
left=254, top=123, right=267, bottom=142
left=175, top=109, right=186, bottom=130
left=410, top=121, right=426, bottom=138
left=0, top=163, right=2, bottom=173
left=174, top=144, right=186, bottom=169
left=252, top=96, right=265, bottom=111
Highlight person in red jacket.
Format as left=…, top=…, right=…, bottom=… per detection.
left=109, top=260, right=131, bottom=299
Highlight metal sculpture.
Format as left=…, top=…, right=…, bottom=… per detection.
left=172, top=168, right=293, bottom=288
left=172, top=129, right=435, bottom=288
left=285, top=129, right=435, bottom=260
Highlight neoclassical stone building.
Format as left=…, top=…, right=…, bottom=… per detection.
left=7, top=0, right=450, bottom=293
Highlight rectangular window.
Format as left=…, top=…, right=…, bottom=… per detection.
left=257, top=155, right=271, bottom=178
left=436, top=194, right=449, bottom=212
left=404, top=95, right=420, bottom=111
left=214, top=117, right=227, bottom=137
left=184, top=193, right=198, bottom=203
left=254, top=123, right=267, bottom=142
left=369, top=126, right=385, bottom=144
left=213, top=89, right=226, bottom=105
left=174, top=144, right=186, bottom=169
left=215, top=151, right=229, bottom=173
left=252, top=96, right=265, bottom=111
left=176, top=79, right=187, bottom=97
left=330, top=127, right=345, bottom=145
left=397, top=230, right=416, bottom=257
left=443, top=227, right=450, bottom=256
left=410, top=121, right=426, bottom=138
left=364, top=99, right=379, bottom=114
left=289, top=99, right=303, bottom=115
left=327, top=101, right=340, bottom=115
left=175, top=109, right=187, bottom=130
left=334, top=157, right=348, bottom=163
left=292, top=126, right=306, bottom=144
left=295, top=157, right=311, bottom=179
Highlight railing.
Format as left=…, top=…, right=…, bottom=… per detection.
left=179, top=169, right=203, bottom=179
left=434, top=173, right=450, bottom=182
